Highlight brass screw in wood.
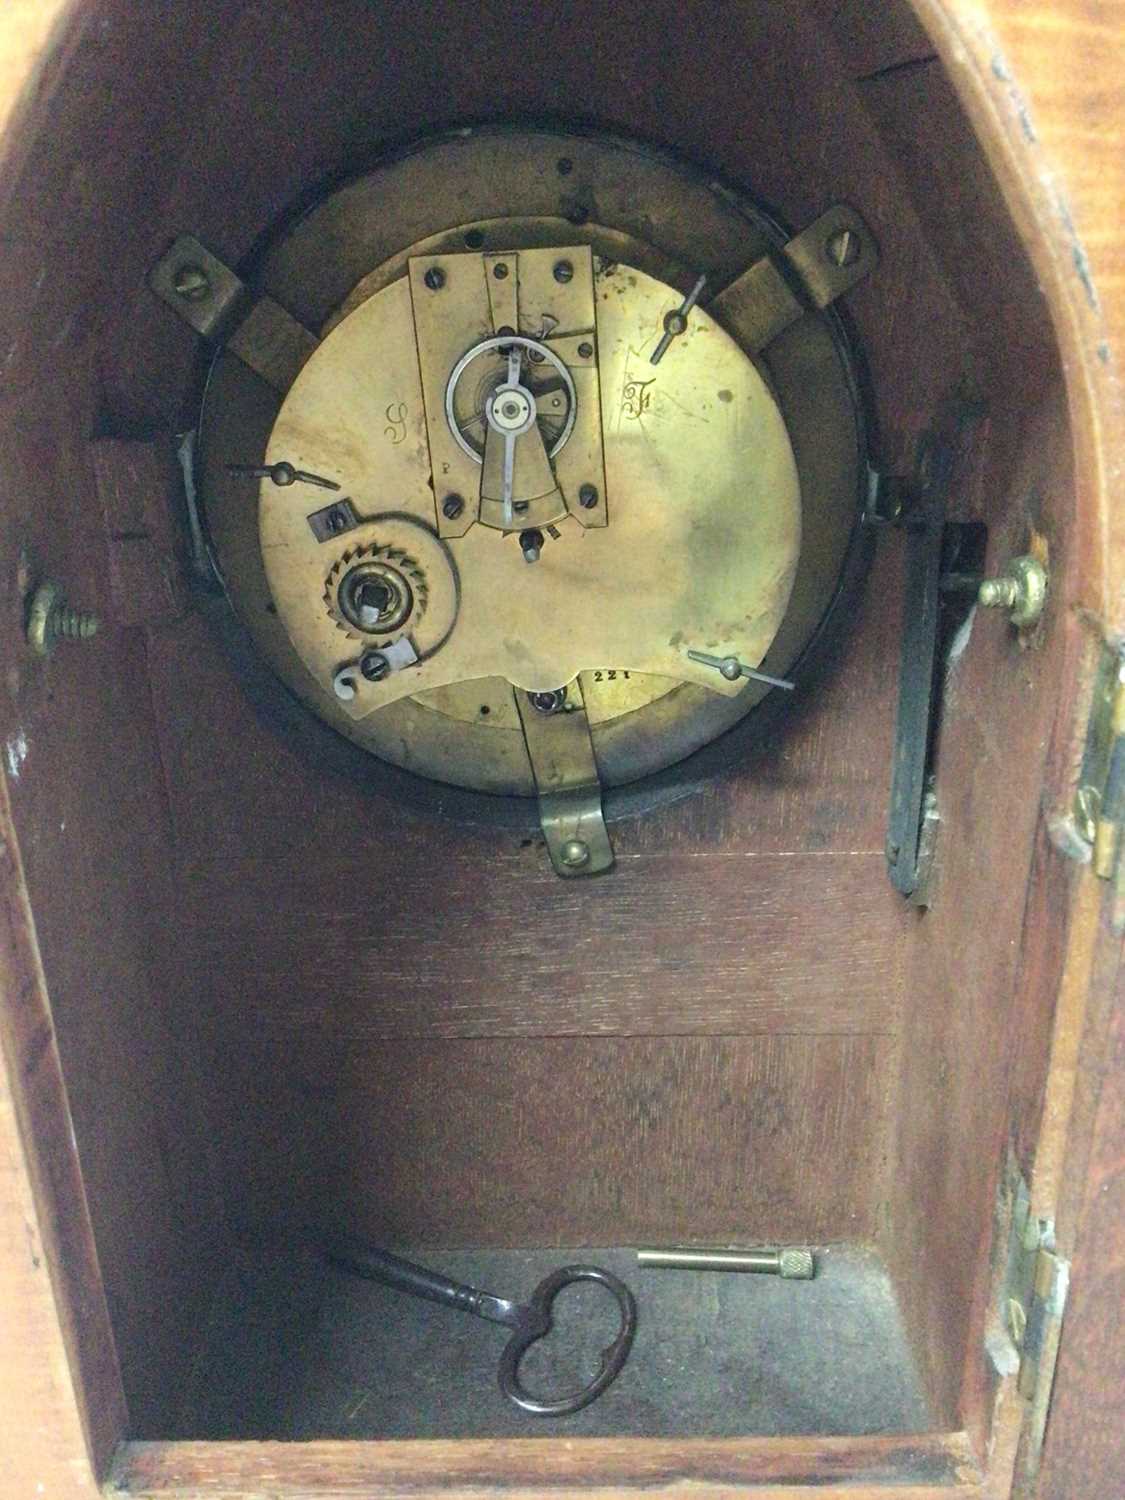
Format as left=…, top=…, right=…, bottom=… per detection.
left=978, top=577, right=1020, bottom=609
left=26, top=581, right=99, bottom=658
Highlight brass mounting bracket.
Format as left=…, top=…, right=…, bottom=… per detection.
left=149, top=235, right=319, bottom=393
left=708, top=204, right=878, bottom=353
left=515, top=679, right=614, bottom=878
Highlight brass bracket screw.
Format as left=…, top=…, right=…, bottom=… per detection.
left=977, top=555, right=1048, bottom=628
left=26, top=581, right=100, bottom=657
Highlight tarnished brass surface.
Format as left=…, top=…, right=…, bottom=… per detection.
left=25, top=580, right=99, bottom=657
left=150, top=234, right=318, bottom=392
left=708, top=205, right=877, bottom=352
left=783, top=206, right=878, bottom=310
left=196, top=128, right=866, bottom=797
left=515, top=680, right=614, bottom=877
left=409, top=245, right=607, bottom=536
left=636, top=1247, right=815, bottom=1279
left=261, top=257, right=801, bottom=721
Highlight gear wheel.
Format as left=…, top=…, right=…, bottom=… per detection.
left=324, top=542, right=429, bottom=643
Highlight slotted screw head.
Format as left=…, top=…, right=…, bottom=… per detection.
left=173, top=264, right=211, bottom=300
left=359, top=651, right=391, bottom=682
left=553, top=260, right=574, bottom=284
left=825, top=228, right=861, bottom=268
left=423, top=266, right=446, bottom=291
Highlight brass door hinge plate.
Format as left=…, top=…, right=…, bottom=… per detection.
left=1074, top=646, right=1125, bottom=881
left=1001, top=1175, right=1069, bottom=1468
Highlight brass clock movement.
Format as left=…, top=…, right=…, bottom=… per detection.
left=152, top=127, right=877, bottom=874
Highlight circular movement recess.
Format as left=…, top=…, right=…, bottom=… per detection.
left=197, top=127, right=868, bottom=798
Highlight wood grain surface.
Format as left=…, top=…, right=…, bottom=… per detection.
left=217, top=1032, right=894, bottom=1249
left=1036, top=915, right=1125, bottom=1499
left=113, top=1431, right=983, bottom=1499
left=0, top=773, right=117, bottom=1489
left=0, top=0, right=1121, bottom=1497
left=0, top=377, right=231, bottom=1441
left=886, top=391, right=1078, bottom=1432
left=182, top=842, right=904, bottom=1042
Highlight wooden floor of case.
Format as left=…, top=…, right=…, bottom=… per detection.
left=177, top=1243, right=931, bottom=1442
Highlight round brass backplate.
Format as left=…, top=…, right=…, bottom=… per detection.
left=196, top=127, right=866, bottom=798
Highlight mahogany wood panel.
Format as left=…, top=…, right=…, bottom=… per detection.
left=93, top=440, right=191, bottom=629
left=0, top=376, right=232, bottom=1438
left=0, top=1, right=1121, bottom=1498
left=912, top=0, right=1125, bottom=632
left=817, top=0, right=936, bottom=78
left=183, top=848, right=903, bottom=1042
left=1001, top=566, right=1100, bottom=1214
left=113, top=1432, right=983, bottom=1500
left=886, top=391, right=1078, bottom=1434
left=855, top=55, right=1057, bottom=401
left=216, top=1033, right=894, bottom=1249
left=1037, top=909, right=1125, bottom=1499
left=0, top=772, right=120, bottom=1486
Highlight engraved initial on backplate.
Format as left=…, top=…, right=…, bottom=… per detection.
left=621, top=378, right=655, bottom=419
left=384, top=401, right=408, bottom=445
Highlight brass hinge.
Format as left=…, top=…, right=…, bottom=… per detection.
left=1074, top=646, right=1125, bottom=886
left=1002, top=1178, right=1070, bottom=1468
